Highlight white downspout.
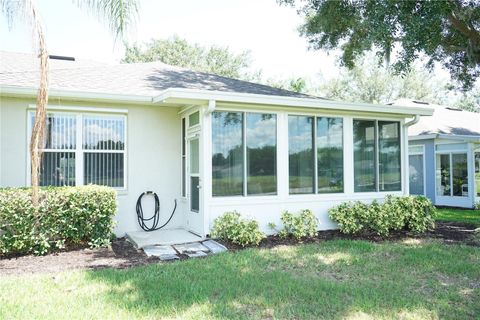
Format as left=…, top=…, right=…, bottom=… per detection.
left=403, top=115, right=421, bottom=196
left=206, top=99, right=216, bottom=115
left=404, top=114, right=420, bottom=128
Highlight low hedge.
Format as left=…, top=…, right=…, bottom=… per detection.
left=328, top=195, right=437, bottom=236
left=0, top=185, right=117, bottom=255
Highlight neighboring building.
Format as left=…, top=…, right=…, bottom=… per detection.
left=404, top=99, right=480, bottom=208
left=0, top=51, right=433, bottom=236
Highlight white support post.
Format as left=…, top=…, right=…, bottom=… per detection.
left=75, top=114, right=83, bottom=186
left=343, top=116, right=354, bottom=195
left=277, top=111, right=288, bottom=199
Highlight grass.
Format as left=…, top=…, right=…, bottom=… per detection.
left=1, top=240, right=479, bottom=319
left=436, top=207, right=480, bottom=226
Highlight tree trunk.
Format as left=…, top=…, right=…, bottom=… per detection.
left=28, top=1, right=49, bottom=206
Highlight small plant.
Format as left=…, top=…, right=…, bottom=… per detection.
left=328, top=195, right=436, bottom=237
left=211, top=211, right=265, bottom=247
left=474, top=201, right=480, bottom=210
left=278, top=209, right=318, bottom=240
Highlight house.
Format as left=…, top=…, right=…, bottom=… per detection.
left=404, top=99, right=480, bottom=208
left=0, top=51, right=434, bottom=238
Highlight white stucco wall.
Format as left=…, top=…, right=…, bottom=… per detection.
left=0, top=97, right=184, bottom=236
left=1, top=97, right=413, bottom=238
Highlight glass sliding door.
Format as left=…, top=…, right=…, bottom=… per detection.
left=378, top=121, right=401, bottom=191
left=246, top=113, right=277, bottom=195
left=409, top=154, right=424, bottom=195
left=288, top=115, right=314, bottom=194
left=436, top=154, right=451, bottom=196
left=317, top=117, right=343, bottom=193
left=476, top=151, right=480, bottom=197
left=211, top=112, right=244, bottom=196
left=436, top=153, right=469, bottom=197
left=353, top=120, right=376, bottom=192
left=452, top=153, right=468, bottom=197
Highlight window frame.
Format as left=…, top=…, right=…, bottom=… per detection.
left=211, top=110, right=278, bottom=197
left=435, top=150, right=469, bottom=198
left=353, top=119, right=402, bottom=193
left=475, top=148, right=480, bottom=198
left=287, top=114, right=345, bottom=195
left=27, top=109, right=128, bottom=190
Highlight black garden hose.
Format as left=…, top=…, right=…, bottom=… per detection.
left=136, top=191, right=177, bottom=232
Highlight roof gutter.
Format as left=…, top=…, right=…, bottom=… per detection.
left=404, top=114, right=421, bottom=127
left=409, top=133, right=480, bottom=142
left=0, top=85, right=153, bottom=104
left=1, top=85, right=436, bottom=117
left=153, top=88, right=435, bottom=116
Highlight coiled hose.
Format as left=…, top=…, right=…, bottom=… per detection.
left=136, top=191, right=177, bottom=232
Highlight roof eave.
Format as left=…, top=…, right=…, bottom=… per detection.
left=0, top=85, right=153, bottom=104
left=1, top=85, right=435, bottom=116
left=153, top=88, right=434, bottom=116
left=409, top=133, right=480, bottom=142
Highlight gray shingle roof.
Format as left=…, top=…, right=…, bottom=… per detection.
left=394, top=99, right=480, bottom=138
left=0, top=51, right=315, bottom=99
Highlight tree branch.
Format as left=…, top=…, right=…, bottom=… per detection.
left=447, top=12, right=480, bottom=44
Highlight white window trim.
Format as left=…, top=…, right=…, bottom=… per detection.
left=352, top=119, right=403, bottom=193
left=286, top=114, right=346, bottom=195
left=435, top=150, right=469, bottom=198
left=26, top=110, right=128, bottom=190
left=408, top=144, right=426, bottom=196
left=211, top=109, right=279, bottom=197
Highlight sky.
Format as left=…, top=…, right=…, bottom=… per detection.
left=0, top=0, right=342, bottom=82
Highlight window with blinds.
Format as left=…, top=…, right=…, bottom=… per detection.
left=30, top=112, right=126, bottom=188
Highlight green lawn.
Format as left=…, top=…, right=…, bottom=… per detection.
left=436, top=208, right=480, bottom=226
left=1, top=240, right=479, bottom=319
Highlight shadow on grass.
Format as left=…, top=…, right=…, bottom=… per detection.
left=86, top=240, right=480, bottom=319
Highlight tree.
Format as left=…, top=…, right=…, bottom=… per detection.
left=316, top=52, right=449, bottom=105
left=265, top=77, right=309, bottom=93
left=1, top=0, right=138, bottom=205
left=280, top=0, right=480, bottom=90
left=123, top=35, right=256, bottom=79
left=452, top=85, right=480, bottom=112
left=315, top=51, right=480, bottom=112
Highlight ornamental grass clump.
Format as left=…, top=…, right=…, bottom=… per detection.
left=0, top=185, right=117, bottom=255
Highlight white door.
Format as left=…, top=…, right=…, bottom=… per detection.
left=187, top=135, right=203, bottom=235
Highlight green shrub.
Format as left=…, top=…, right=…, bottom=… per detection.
left=278, top=209, right=318, bottom=240
left=474, top=201, right=480, bottom=210
left=211, top=211, right=265, bottom=246
left=0, top=185, right=117, bottom=255
left=328, top=195, right=436, bottom=237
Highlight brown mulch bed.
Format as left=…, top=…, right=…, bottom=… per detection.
left=222, top=221, right=479, bottom=251
left=1, top=221, right=478, bottom=276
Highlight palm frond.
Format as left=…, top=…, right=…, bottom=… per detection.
left=1, top=0, right=25, bottom=28
left=76, top=0, right=139, bottom=41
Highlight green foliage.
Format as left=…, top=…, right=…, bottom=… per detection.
left=328, top=195, right=437, bottom=237
left=0, top=186, right=117, bottom=255
left=280, top=0, right=480, bottom=90
left=318, top=52, right=448, bottom=105
left=278, top=209, right=318, bottom=240
left=123, top=35, right=255, bottom=79
left=211, top=211, right=265, bottom=246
